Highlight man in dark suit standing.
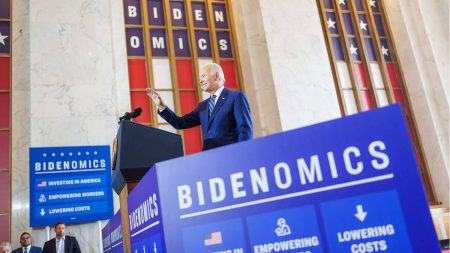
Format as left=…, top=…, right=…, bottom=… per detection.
left=12, top=232, right=42, bottom=253
left=42, top=222, right=81, bottom=253
left=147, top=63, right=253, bottom=150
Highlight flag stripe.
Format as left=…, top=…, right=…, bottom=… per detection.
left=0, top=214, right=8, bottom=240
left=343, top=90, right=358, bottom=114
left=176, top=60, right=195, bottom=89
left=0, top=93, right=9, bottom=129
left=0, top=131, right=8, bottom=168
left=337, top=62, right=351, bottom=88
left=0, top=174, right=10, bottom=217
left=157, top=91, right=175, bottom=123
left=354, top=63, right=368, bottom=88
left=376, top=89, right=389, bottom=106
left=152, top=59, right=173, bottom=89
left=0, top=57, right=10, bottom=89
left=128, top=59, right=148, bottom=89
left=130, top=91, right=152, bottom=124
left=220, top=60, right=238, bottom=89
left=369, top=63, right=383, bottom=88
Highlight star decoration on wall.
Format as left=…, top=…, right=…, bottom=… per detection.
left=360, top=20, right=368, bottom=31
left=0, top=32, right=8, bottom=45
left=370, top=0, right=376, bottom=8
left=382, top=45, right=389, bottom=56
left=339, top=0, right=346, bottom=6
left=350, top=44, right=358, bottom=55
left=327, top=18, right=336, bottom=29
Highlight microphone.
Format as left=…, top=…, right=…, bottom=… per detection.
left=118, top=107, right=142, bottom=123
left=129, top=107, right=142, bottom=118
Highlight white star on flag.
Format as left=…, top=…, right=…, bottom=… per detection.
left=339, top=0, right=346, bottom=5
left=370, top=0, right=376, bottom=7
left=360, top=20, right=368, bottom=31
left=382, top=45, right=389, bottom=56
left=327, top=18, right=336, bottom=29
left=0, top=32, right=8, bottom=46
left=350, top=44, right=358, bottom=55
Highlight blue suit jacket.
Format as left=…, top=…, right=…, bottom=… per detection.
left=12, top=246, right=42, bottom=253
left=159, top=88, right=253, bottom=150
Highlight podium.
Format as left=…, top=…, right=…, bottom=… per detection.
left=112, top=120, right=183, bottom=252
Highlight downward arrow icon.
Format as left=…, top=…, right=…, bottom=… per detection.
left=354, top=205, right=367, bottom=222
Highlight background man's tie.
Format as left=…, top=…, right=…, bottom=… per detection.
left=208, top=94, right=216, bottom=117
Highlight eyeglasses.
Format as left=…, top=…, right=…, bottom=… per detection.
left=20, top=237, right=30, bottom=240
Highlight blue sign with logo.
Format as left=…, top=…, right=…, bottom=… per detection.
left=125, top=105, right=440, bottom=253
left=127, top=167, right=165, bottom=253
left=103, top=210, right=124, bottom=253
left=29, top=145, right=113, bottom=227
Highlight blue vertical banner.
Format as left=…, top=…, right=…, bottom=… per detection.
left=195, top=30, right=211, bottom=57
left=103, top=211, right=124, bottom=253
left=29, top=145, right=113, bottom=227
left=123, top=0, right=142, bottom=25
left=127, top=167, right=165, bottom=253
left=0, top=21, right=10, bottom=54
left=170, top=1, right=187, bottom=27
left=126, top=28, right=145, bottom=56
left=212, top=3, right=228, bottom=29
left=191, top=2, right=208, bottom=28
left=150, top=29, right=168, bottom=56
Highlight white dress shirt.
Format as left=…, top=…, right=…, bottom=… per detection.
left=211, top=85, right=225, bottom=105
left=56, top=236, right=65, bottom=253
left=22, top=245, right=31, bottom=253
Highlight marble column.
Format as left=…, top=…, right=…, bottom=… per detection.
left=385, top=0, right=449, bottom=206
left=231, top=0, right=340, bottom=135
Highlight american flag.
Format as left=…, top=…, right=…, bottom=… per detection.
left=320, top=0, right=434, bottom=202
left=37, top=181, right=47, bottom=187
left=204, top=231, right=222, bottom=246
left=321, top=0, right=401, bottom=114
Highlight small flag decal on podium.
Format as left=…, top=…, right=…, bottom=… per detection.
left=37, top=181, right=47, bottom=187
left=204, top=231, right=222, bottom=246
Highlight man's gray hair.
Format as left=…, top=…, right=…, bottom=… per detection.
left=0, top=242, right=11, bottom=250
left=202, top=63, right=226, bottom=84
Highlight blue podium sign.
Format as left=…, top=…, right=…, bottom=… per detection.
left=127, top=105, right=440, bottom=253
left=103, top=211, right=124, bottom=253
left=127, top=167, right=165, bottom=253
left=29, top=145, right=113, bottom=227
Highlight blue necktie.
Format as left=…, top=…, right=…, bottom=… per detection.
left=208, top=95, right=216, bottom=118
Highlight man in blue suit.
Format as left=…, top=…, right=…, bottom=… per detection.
left=147, top=63, right=253, bottom=150
left=12, top=232, right=42, bottom=253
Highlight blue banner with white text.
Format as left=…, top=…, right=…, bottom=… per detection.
left=29, top=145, right=113, bottom=227
left=151, top=105, right=439, bottom=253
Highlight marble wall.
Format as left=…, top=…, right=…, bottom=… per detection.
left=258, top=0, right=341, bottom=129
left=384, top=0, right=449, bottom=206
left=11, top=0, right=127, bottom=250
left=231, top=0, right=341, bottom=133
